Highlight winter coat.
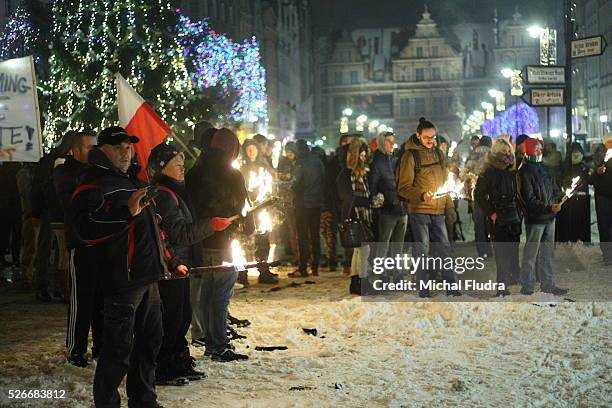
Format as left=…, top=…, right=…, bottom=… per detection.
left=71, top=148, right=171, bottom=293
left=368, top=149, right=406, bottom=216
left=397, top=135, right=453, bottom=215
left=31, top=154, right=64, bottom=222
left=326, top=145, right=349, bottom=218
left=186, top=149, right=252, bottom=251
left=517, top=160, right=562, bottom=224
left=53, top=156, right=87, bottom=250
left=154, top=174, right=214, bottom=267
left=292, top=153, right=324, bottom=209
left=474, top=153, right=522, bottom=227
left=592, top=145, right=612, bottom=198
left=337, top=168, right=372, bottom=222
left=0, top=162, right=21, bottom=216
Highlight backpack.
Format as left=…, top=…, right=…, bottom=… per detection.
left=394, top=147, right=445, bottom=202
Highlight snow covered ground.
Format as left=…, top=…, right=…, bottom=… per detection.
left=0, top=246, right=611, bottom=408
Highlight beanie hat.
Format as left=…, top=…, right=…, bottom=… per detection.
left=284, top=141, right=297, bottom=155
left=193, top=121, right=216, bottom=150
left=524, top=138, right=544, bottom=157
left=479, top=135, right=492, bottom=148
left=210, top=128, right=240, bottom=160
left=148, top=142, right=181, bottom=175
left=296, top=139, right=310, bottom=157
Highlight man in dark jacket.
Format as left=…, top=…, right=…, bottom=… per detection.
left=289, top=140, right=324, bottom=277
left=185, top=128, right=252, bottom=362
left=53, top=130, right=101, bottom=368
left=369, top=131, right=407, bottom=261
left=518, top=138, right=567, bottom=296
left=32, top=131, right=76, bottom=301
left=592, top=132, right=612, bottom=265
left=72, top=126, right=173, bottom=407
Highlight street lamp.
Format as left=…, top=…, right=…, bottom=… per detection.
left=356, top=114, right=368, bottom=122
left=501, top=68, right=514, bottom=78
left=526, top=26, right=545, bottom=39
left=342, top=108, right=353, bottom=117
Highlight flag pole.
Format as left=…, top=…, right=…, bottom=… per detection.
left=169, top=131, right=197, bottom=161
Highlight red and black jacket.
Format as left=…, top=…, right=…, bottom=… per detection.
left=71, top=147, right=171, bottom=293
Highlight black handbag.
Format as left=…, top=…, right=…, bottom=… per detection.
left=339, top=197, right=373, bottom=248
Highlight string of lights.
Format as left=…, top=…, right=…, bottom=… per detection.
left=0, top=6, right=39, bottom=62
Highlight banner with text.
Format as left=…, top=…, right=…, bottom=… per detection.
left=0, top=56, right=42, bottom=162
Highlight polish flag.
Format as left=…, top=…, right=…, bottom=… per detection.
left=116, top=73, right=171, bottom=181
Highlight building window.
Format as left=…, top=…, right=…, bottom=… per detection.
left=400, top=98, right=410, bottom=116
left=335, top=71, right=343, bottom=85
left=432, top=67, right=441, bottom=80
left=416, top=68, right=425, bottom=81
left=416, top=47, right=423, bottom=57
left=433, top=97, right=444, bottom=114
left=350, top=71, right=358, bottom=84
left=432, top=46, right=439, bottom=57
left=415, top=97, right=426, bottom=116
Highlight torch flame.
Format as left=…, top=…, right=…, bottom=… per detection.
left=604, top=148, right=612, bottom=163
left=448, top=141, right=458, bottom=158
left=229, top=239, right=247, bottom=271
left=248, top=168, right=273, bottom=204
left=232, top=159, right=241, bottom=170
left=564, top=176, right=581, bottom=199
left=257, top=210, right=273, bottom=233
left=433, top=173, right=465, bottom=199
left=241, top=199, right=250, bottom=218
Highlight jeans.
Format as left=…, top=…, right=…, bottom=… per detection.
left=595, top=195, right=612, bottom=263
left=93, top=283, right=162, bottom=408
left=520, top=221, right=556, bottom=292
left=472, top=202, right=492, bottom=256
left=294, top=207, right=321, bottom=273
left=199, top=248, right=236, bottom=354
left=409, top=214, right=456, bottom=286
left=377, top=213, right=408, bottom=259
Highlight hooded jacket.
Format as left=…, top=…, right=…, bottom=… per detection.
left=292, top=147, right=324, bottom=208
left=397, top=135, right=452, bottom=215
left=71, top=148, right=171, bottom=293
left=517, top=159, right=562, bottom=224
left=474, top=152, right=522, bottom=226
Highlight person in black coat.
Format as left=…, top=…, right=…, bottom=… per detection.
left=149, top=142, right=232, bottom=384
left=517, top=138, right=567, bottom=296
left=592, top=133, right=612, bottom=265
left=185, top=128, right=253, bottom=362
left=556, top=142, right=591, bottom=243
left=53, top=130, right=103, bottom=367
left=474, top=139, right=522, bottom=295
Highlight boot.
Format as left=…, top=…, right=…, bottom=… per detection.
left=177, top=350, right=207, bottom=381
left=237, top=270, right=249, bottom=287
left=349, top=275, right=361, bottom=295
left=258, top=270, right=279, bottom=284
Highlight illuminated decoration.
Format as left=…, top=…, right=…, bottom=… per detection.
left=482, top=102, right=540, bottom=138
left=178, top=14, right=268, bottom=124
left=42, top=1, right=195, bottom=150
left=0, top=6, right=39, bottom=62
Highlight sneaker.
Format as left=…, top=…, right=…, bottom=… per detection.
left=205, top=343, right=234, bottom=357
left=542, top=287, right=568, bottom=296
left=211, top=348, right=248, bottom=362
left=68, top=354, right=89, bottom=368
left=228, top=315, right=251, bottom=328
left=234, top=282, right=245, bottom=290
left=288, top=270, right=308, bottom=278
left=156, top=376, right=189, bottom=386
left=191, top=338, right=206, bottom=347
left=181, top=365, right=207, bottom=381
left=227, top=327, right=246, bottom=340
left=258, top=272, right=279, bottom=284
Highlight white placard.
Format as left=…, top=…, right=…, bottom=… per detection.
left=0, top=56, right=42, bottom=162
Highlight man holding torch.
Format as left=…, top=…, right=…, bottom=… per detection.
left=517, top=138, right=567, bottom=296
left=592, top=132, right=612, bottom=266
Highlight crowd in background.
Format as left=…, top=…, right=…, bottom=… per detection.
left=0, top=118, right=611, bottom=404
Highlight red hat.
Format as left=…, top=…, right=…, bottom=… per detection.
left=210, top=128, right=240, bottom=160
left=524, top=138, right=544, bottom=157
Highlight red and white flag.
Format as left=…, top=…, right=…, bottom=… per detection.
left=116, top=73, right=171, bottom=181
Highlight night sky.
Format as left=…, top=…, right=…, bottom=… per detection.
left=311, top=0, right=559, bottom=31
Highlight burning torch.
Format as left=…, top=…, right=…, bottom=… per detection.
left=559, top=176, right=581, bottom=206
left=432, top=173, right=465, bottom=199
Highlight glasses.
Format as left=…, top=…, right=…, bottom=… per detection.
left=420, top=135, right=436, bottom=141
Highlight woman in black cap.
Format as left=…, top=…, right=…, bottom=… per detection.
left=148, top=142, right=233, bottom=385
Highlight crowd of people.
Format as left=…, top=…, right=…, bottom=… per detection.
left=0, top=117, right=611, bottom=407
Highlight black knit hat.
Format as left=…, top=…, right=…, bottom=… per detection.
left=479, top=135, right=492, bottom=148
left=148, top=142, right=181, bottom=175
left=516, top=134, right=529, bottom=146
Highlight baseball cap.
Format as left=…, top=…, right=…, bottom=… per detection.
left=97, top=126, right=140, bottom=146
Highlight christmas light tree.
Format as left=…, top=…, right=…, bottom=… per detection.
left=483, top=102, right=540, bottom=138
left=42, top=0, right=196, bottom=149
left=178, top=14, right=268, bottom=124
left=0, top=6, right=39, bottom=62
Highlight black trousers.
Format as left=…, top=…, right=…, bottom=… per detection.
left=66, top=246, right=104, bottom=357
left=93, top=282, right=162, bottom=408
left=158, top=278, right=190, bottom=361
left=0, top=209, right=21, bottom=265
left=492, top=223, right=521, bottom=286
left=294, top=207, right=321, bottom=273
